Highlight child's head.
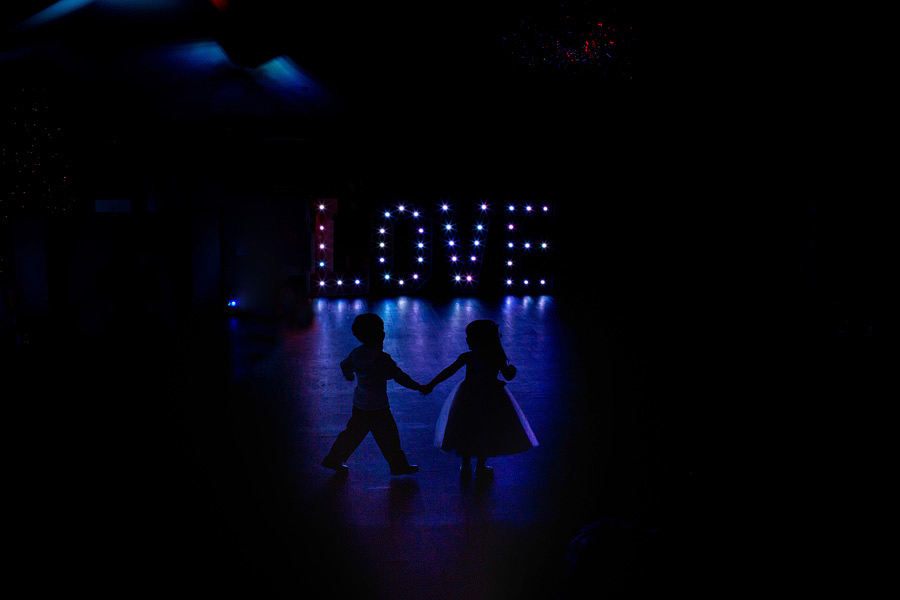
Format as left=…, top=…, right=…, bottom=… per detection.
left=352, top=313, right=385, bottom=346
left=465, top=319, right=499, bottom=348
left=465, top=319, right=508, bottom=364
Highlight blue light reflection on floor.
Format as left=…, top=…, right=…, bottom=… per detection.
left=303, top=296, right=567, bottom=527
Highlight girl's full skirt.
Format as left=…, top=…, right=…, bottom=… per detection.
left=434, top=379, right=539, bottom=457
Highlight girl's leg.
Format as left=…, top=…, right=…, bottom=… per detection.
left=475, top=456, right=493, bottom=477
left=460, top=455, right=472, bottom=477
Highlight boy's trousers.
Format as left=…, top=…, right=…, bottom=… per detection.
left=325, top=407, right=411, bottom=472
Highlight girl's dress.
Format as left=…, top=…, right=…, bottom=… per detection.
left=434, top=350, right=539, bottom=457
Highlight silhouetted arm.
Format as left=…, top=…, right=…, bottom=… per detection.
left=392, top=367, right=421, bottom=392
left=421, top=353, right=468, bottom=395
left=340, top=357, right=354, bottom=381
left=500, top=363, right=517, bottom=381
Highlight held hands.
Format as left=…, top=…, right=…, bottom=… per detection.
left=418, top=381, right=436, bottom=396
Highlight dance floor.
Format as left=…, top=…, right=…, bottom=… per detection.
left=12, top=294, right=676, bottom=598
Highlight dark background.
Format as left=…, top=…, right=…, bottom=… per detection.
left=1, top=1, right=884, bottom=596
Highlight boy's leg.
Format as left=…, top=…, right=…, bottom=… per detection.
left=323, top=408, right=371, bottom=466
left=370, top=409, right=417, bottom=474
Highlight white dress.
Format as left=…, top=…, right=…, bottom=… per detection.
left=434, top=351, right=539, bottom=457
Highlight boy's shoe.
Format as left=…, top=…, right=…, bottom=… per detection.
left=390, top=464, right=419, bottom=476
left=474, top=465, right=494, bottom=478
left=321, top=457, right=349, bottom=474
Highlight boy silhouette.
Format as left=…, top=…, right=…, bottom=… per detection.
left=321, top=313, right=420, bottom=475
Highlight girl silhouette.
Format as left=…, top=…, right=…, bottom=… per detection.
left=421, top=319, right=538, bottom=477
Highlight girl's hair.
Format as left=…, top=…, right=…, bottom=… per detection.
left=465, top=320, right=509, bottom=367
